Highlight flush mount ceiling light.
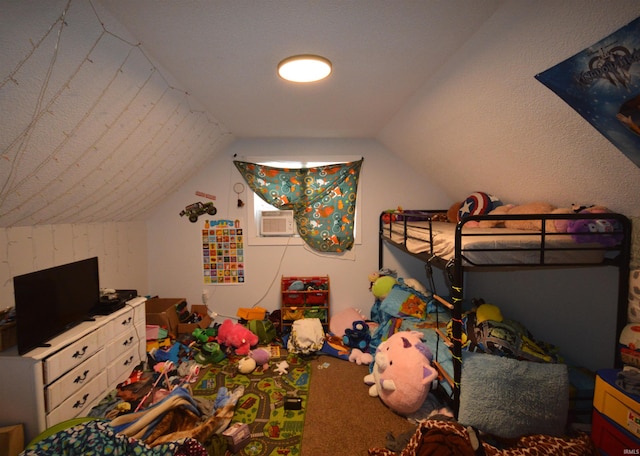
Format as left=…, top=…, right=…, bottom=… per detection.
left=277, top=54, right=332, bottom=83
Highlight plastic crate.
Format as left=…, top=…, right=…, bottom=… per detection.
left=593, top=369, right=640, bottom=439
left=591, top=409, right=640, bottom=454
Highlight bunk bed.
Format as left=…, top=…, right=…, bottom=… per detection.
left=377, top=208, right=632, bottom=416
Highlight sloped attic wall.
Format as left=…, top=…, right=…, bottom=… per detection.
left=377, top=0, right=640, bottom=370
left=0, top=1, right=232, bottom=228
left=379, top=0, right=640, bottom=217
left=0, top=1, right=231, bottom=310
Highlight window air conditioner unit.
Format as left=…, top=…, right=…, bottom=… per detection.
left=260, top=210, right=295, bottom=236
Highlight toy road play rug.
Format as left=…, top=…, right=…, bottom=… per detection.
left=192, top=354, right=311, bottom=456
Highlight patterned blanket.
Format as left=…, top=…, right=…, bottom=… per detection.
left=368, top=419, right=598, bottom=456
left=21, top=420, right=209, bottom=456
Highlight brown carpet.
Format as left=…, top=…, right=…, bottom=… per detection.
left=301, top=355, right=417, bottom=456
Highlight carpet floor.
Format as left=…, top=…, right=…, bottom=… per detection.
left=301, top=355, right=417, bottom=456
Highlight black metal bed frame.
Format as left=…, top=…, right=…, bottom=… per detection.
left=378, top=209, right=631, bottom=415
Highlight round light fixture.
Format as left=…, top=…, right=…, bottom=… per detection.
left=277, top=54, right=332, bottom=83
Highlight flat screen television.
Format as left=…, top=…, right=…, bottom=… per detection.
left=13, top=257, right=100, bottom=355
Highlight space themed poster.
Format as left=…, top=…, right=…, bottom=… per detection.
left=535, top=16, right=640, bottom=168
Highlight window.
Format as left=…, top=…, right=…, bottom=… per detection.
left=244, top=156, right=363, bottom=247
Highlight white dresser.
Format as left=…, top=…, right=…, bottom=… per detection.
left=0, top=296, right=146, bottom=443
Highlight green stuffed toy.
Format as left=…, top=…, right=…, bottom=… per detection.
left=371, top=275, right=397, bottom=300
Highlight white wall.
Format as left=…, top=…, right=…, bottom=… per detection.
left=0, top=222, right=149, bottom=311
left=146, top=138, right=449, bottom=321
left=145, top=136, right=625, bottom=370
left=380, top=0, right=640, bottom=216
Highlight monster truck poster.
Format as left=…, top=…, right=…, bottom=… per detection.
left=202, top=219, right=245, bottom=285
left=535, top=16, right=640, bottom=168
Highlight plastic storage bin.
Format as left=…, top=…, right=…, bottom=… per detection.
left=593, top=369, right=640, bottom=439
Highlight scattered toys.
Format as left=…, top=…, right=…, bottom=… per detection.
left=275, top=360, right=289, bottom=375
left=342, top=320, right=371, bottom=351
left=237, top=356, right=257, bottom=374
left=216, top=319, right=259, bottom=355
left=194, top=341, right=225, bottom=365
left=249, top=347, right=271, bottom=370
left=192, top=327, right=216, bottom=343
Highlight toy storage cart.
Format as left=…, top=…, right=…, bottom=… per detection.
left=280, top=276, right=330, bottom=332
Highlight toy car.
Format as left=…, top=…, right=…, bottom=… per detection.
left=180, top=201, right=217, bottom=223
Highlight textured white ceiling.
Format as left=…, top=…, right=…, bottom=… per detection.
left=97, top=0, right=504, bottom=138
left=0, top=0, right=503, bottom=227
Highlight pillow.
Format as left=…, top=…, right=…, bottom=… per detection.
left=329, top=307, right=366, bottom=337
left=458, top=352, right=569, bottom=439
left=458, top=192, right=502, bottom=220
left=380, top=284, right=430, bottom=320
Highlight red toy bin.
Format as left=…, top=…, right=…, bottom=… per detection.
left=281, top=276, right=303, bottom=291
left=282, top=293, right=304, bottom=306
left=306, top=292, right=328, bottom=305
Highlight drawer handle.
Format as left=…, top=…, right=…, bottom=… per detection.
left=121, top=316, right=132, bottom=326
left=124, top=355, right=134, bottom=366
left=73, top=393, right=89, bottom=409
left=74, top=370, right=90, bottom=384
left=72, top=346, right=88, bottom=359
left=123, top=336, right=134, bottom=347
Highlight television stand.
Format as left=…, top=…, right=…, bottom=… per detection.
left=0, top=296, right=146, bottom=443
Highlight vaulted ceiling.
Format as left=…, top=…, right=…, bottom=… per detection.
left=0, top=0, right=503, bottom=227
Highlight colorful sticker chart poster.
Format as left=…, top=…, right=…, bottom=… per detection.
left=202, top=219, right=245, bottom=285
left=535, top=16, right=640, bottom=168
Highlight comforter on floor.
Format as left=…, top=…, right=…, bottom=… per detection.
left=20, top=419, right=208, bottom=456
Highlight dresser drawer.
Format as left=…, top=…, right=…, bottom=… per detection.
left=46, top=369, right=108, bottom=428
left=106, top=307, right=138, bottom=339
left=106, top=327, right=138, bottom=364
left=43, top=328, right=103, bottom=384
left=107, top=347, right=140, bottom=386
left=46, top=349, right=107, bottom=412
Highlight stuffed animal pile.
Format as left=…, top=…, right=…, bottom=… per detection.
left=445, top=192, right=622, bottom=246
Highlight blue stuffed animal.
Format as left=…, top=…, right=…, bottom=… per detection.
left=343, top=320, right=371, bottom=351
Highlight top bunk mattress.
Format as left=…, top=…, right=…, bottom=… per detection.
left=382, top=219, right=612, bottom=266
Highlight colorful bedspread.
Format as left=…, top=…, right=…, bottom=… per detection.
left=21, top=420, right=209, bottom=455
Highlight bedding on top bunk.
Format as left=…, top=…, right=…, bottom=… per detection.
left=383, top=219, right=609, bottom=265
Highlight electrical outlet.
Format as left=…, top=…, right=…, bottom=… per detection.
left=202, top=289, right=209, bottom=303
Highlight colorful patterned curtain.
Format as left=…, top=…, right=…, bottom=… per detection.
left=234, top=159, right=363, bottom=252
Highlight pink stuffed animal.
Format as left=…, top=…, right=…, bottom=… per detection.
left=216, top=319, right=259, bottom=355
left=364, top=331, right=438, bottom=415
